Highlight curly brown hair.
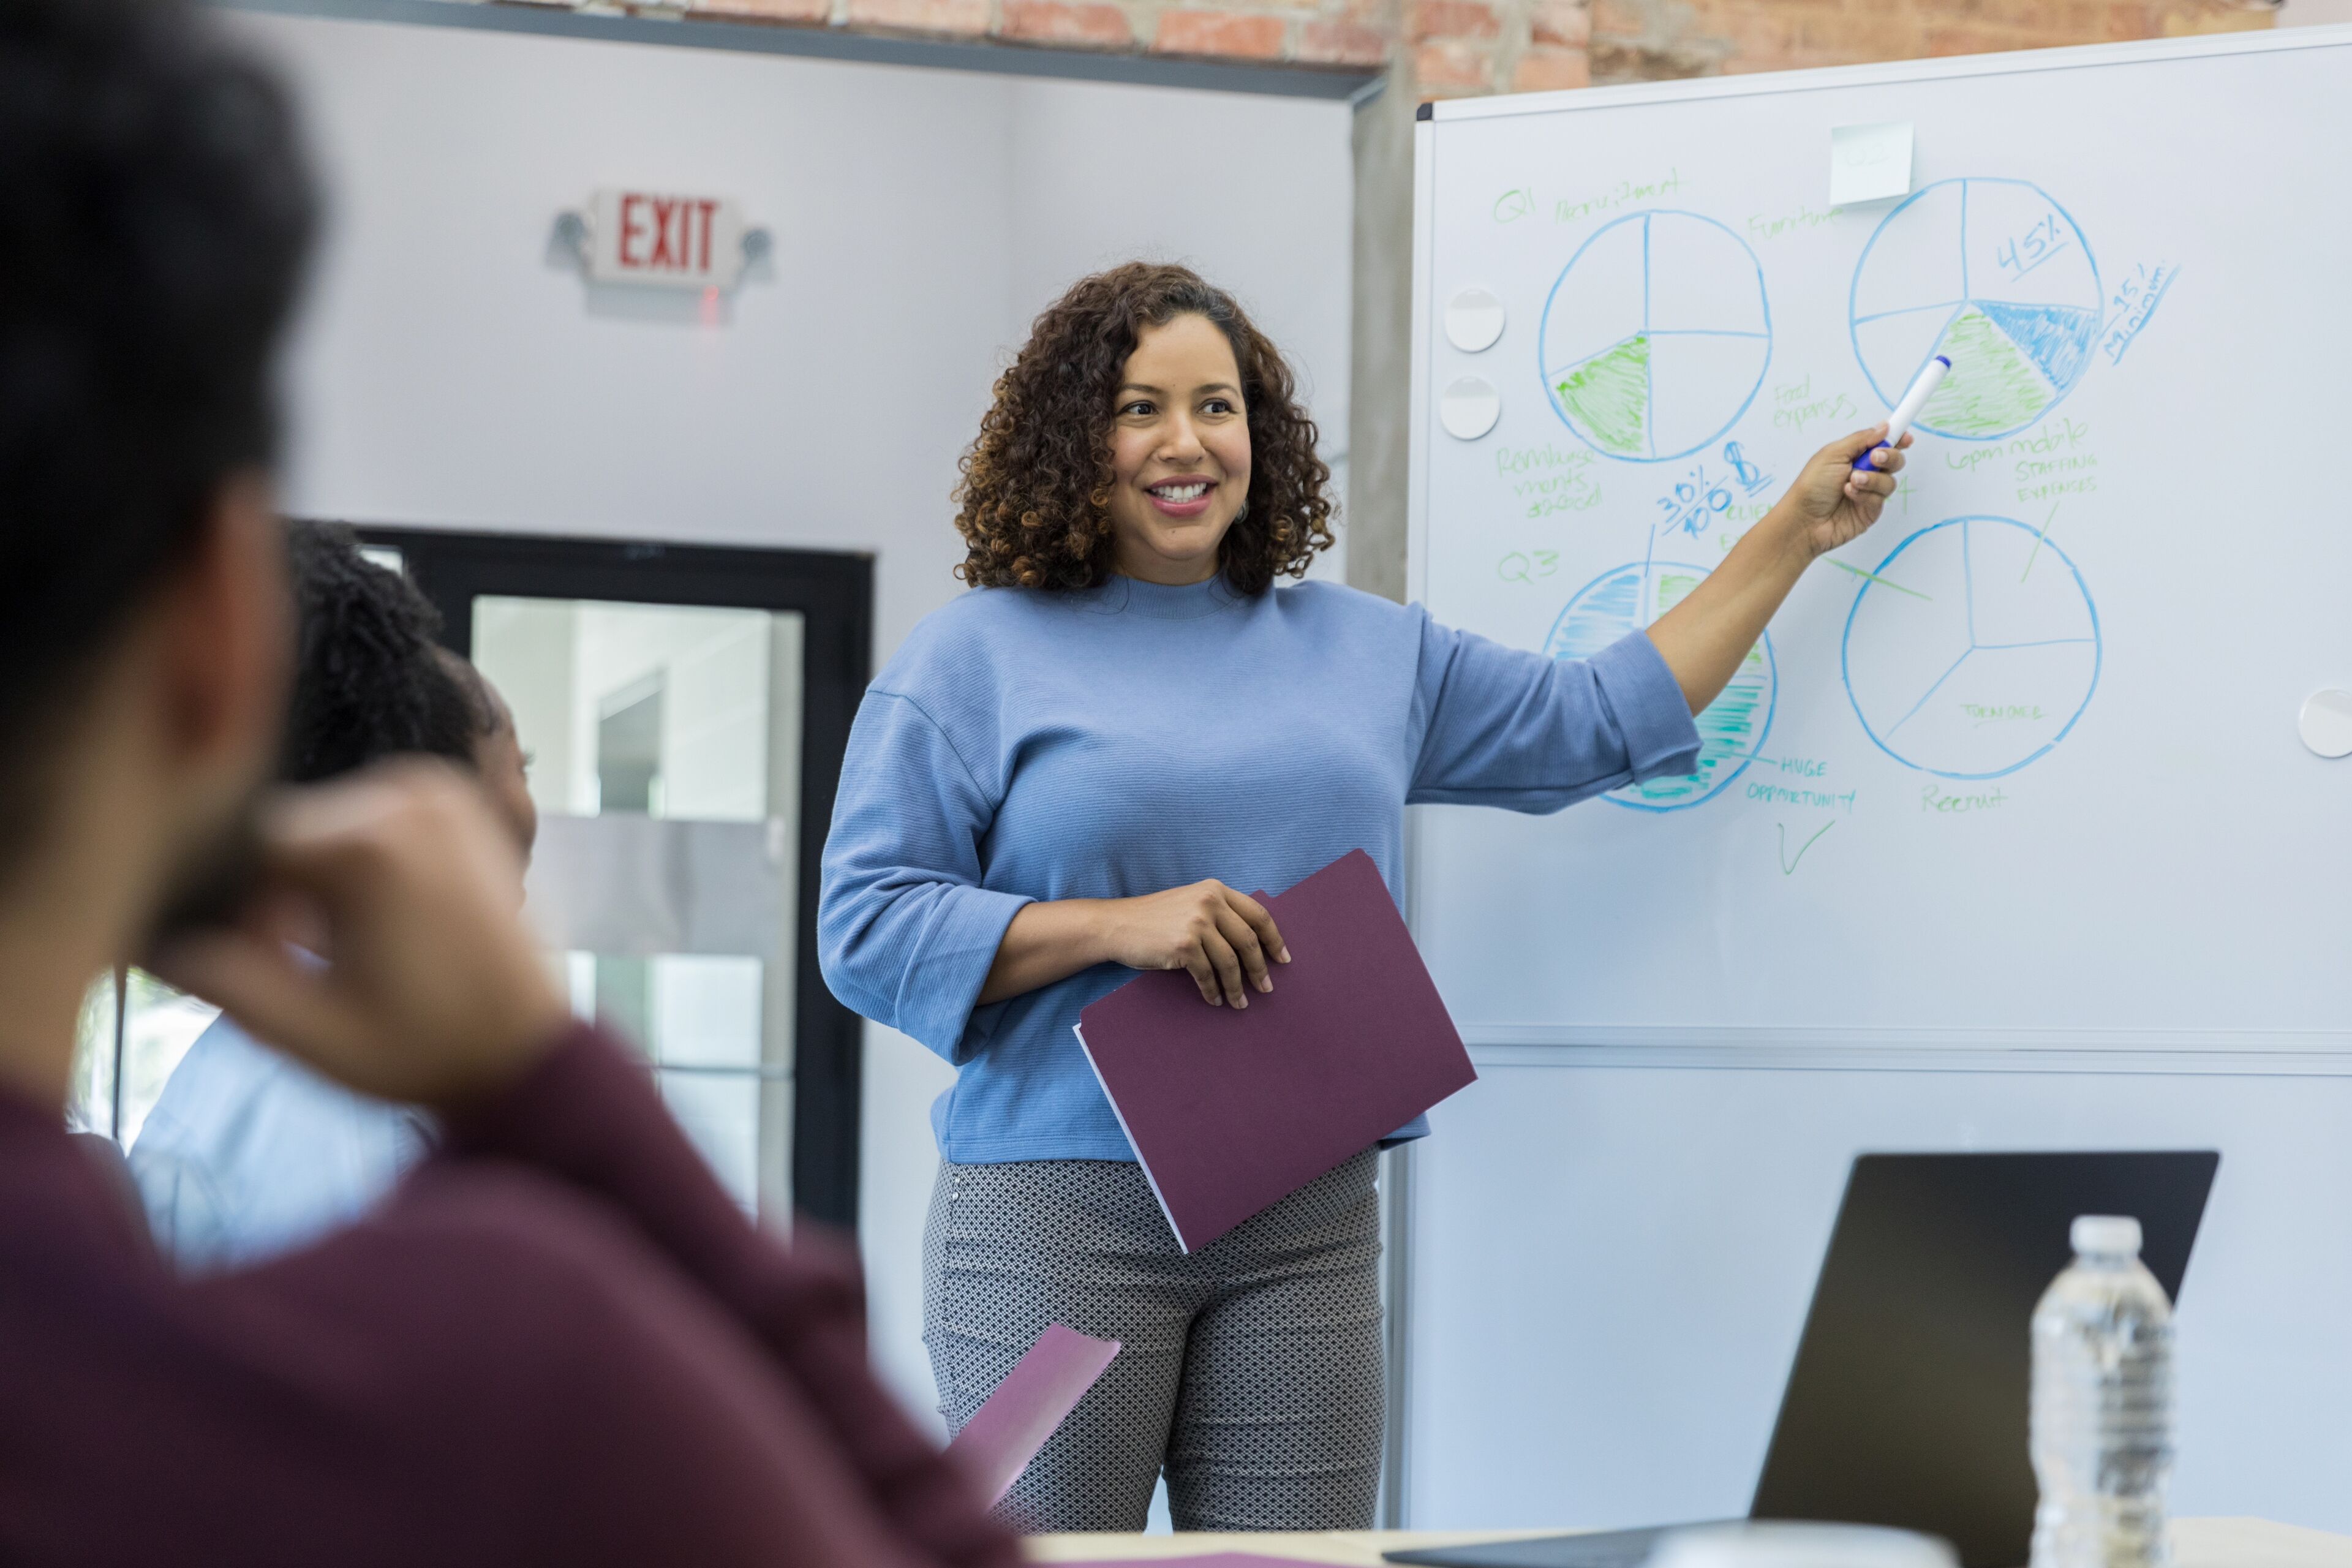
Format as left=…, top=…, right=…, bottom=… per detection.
left=952, top=263, right=1335, bottom=595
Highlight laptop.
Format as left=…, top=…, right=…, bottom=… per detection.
left=1385, top=1150, right=2220, bottom=1568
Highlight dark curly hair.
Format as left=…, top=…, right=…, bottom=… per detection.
left=953, top=263, right=1335, bottom=596
left=280, top=522, right=481, bottom=785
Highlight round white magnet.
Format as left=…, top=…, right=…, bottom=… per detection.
left=1439, top=376, right=1501, bottom=440
left=1445, top=287, right=1506, bottom=352
left=2300, top=688, right=2352, bottom=758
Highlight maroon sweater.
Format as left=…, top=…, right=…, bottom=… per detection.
left=0, top=1023, right=1022, bottom=1568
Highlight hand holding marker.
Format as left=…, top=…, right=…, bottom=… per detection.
left=1856, top=354, right=1951, bottom=472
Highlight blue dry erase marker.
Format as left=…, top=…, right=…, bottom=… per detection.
left=1856, top=353, right=1951, bottom=471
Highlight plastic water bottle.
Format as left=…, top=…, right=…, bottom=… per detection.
left=2029, top=1215, right=2174, bottom=1568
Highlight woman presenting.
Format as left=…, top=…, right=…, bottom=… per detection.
left=819, top=263, right=1907, bottom=1534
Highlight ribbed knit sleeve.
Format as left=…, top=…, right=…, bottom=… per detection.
left=1406, top=615, right=1702, bottom=809
left=817, top=690, right=1033, bottom=1061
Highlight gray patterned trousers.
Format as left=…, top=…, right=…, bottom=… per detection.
left=922, top=1151, right=1383, bottom=1533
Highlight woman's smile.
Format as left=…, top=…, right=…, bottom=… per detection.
left=1143, top=473, right=1219, bottom=519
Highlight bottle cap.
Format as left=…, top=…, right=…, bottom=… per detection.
left=1648, top=1522, right=1958, bottom=1568
left=2071, top=1215, right=2143, bottom=1256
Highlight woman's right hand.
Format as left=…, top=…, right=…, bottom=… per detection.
left=978, top=881, right=1292, bottom=1009
left=1097, top=881, right=1290, bottom=1009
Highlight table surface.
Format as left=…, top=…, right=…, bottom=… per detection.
left=1027, top=1518, right=2352, bottom=1567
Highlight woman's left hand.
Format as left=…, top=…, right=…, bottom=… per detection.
left=1777, top=424, right=1912, bottom=559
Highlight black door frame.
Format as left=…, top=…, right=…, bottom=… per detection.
left=350, top=526, right=872, bottom=1232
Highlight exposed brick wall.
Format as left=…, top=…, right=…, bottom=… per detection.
left=675, top=0, right=1393, bottom=67
left=1406, top=0, right=2273, bottom=98
left=521, top=0, right=2272, bottom=93
left=1578, top=0, right=2274, bottom=88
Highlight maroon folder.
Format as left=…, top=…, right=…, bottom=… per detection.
left=945, top=1324, right=1120, bottom=1504
left=1073, top=849, right=1475, bottom=1253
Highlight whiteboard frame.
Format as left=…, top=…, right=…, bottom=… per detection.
left=1464, top=1031, right=2352, bottom=1061
left=1402, top=24, right=2352, bottom=1063
left=1405, top=114, right=1439, bottom=643
left=1396, top=42, right=2352, bottom=1531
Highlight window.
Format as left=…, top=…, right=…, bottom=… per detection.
left=67, top=969, right=222, bottom=1147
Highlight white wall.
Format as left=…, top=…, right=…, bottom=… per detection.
left=1005, top=79, right=1354, bottom=500
left=232, top=7, right=1353, bottom=1433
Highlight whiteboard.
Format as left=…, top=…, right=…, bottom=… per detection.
left=1406, top=30, right=2352, bottom=1050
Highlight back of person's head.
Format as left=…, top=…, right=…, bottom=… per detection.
left=0, top=0, right=313, bottom=859
left=281, top=523, right=481, bottom=785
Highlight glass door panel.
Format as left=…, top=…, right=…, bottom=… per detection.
left=474, top=596, right=804, bottom=1219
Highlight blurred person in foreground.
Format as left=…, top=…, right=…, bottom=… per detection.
left=130, top=523, right=537, bottom=1272
left=0, top=2, right=1014, bottom=1564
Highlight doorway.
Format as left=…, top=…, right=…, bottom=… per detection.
left=360, top=527, right=870, bottom=1231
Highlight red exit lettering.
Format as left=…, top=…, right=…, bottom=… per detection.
left=592, top=189, right=737, bottom=290
left=619, top=192, right=650, bottom=268
left=614, top=193, right=720, bottom=276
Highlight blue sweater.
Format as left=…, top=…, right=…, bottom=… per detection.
left=817, top=575, right=1701, bottom=1164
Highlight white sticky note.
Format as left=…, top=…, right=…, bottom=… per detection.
left=1830, top=122, right=1913, bottom=208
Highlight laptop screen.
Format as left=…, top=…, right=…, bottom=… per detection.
left=1751, top=1151, right=2217, bottom=1568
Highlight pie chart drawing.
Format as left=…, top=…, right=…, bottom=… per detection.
left=1539, top=210, right=1771, bottom=463
left=1850, top=178, right=2102, bottom=442
left=1546, top=558, right=1775, bottom=811
left=1841, top=516, right=2101, bottom=780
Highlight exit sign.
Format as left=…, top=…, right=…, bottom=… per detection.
left=588, top=189, right=746, bottom=290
